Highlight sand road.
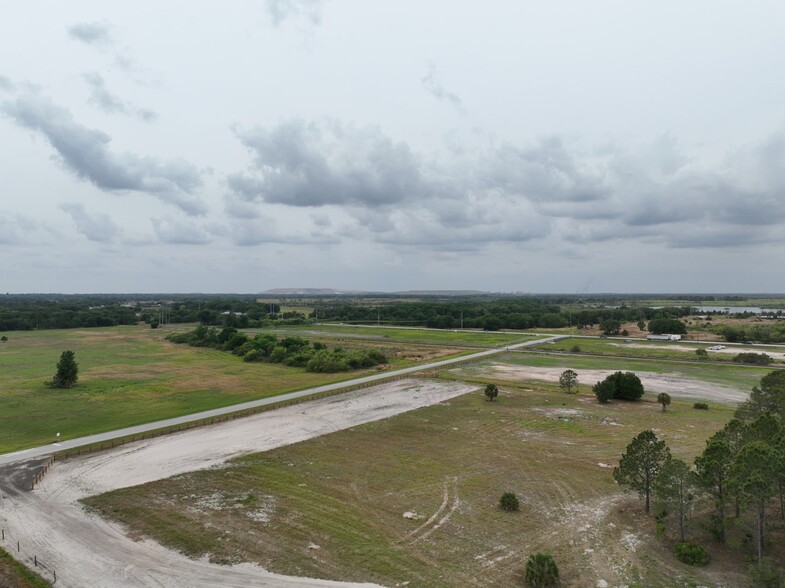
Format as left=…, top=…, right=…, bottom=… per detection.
left=0, top=379, right=477, bottom=588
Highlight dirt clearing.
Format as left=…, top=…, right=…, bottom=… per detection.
left=480, top=363, right=747, bottom=404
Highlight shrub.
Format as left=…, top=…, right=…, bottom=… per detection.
left=484, top=383, right=499, bottom=401
left=693, top=402, right=709, bottom=410
left=733, top=353, right=772, bottom=365
left=593, top=371, right=644, bottom=403
left=674, top=542, right=709, bottom=566
left=570, top=344, right=581, bottom=353
left=524, top=552, right=560, bottom=587
left=499, top=492, right=519, bottom=512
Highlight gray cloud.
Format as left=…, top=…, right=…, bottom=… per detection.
left=2, top=91, right=205, bottom=215
left=60, top=203, right=119, bottom=242
left=229, top=119, right=432, bottom=209
left=83, top=72, right=158, bottom=121
left=152, top=218, right=211, bottom=244
left=0, top=212, right=42, bottom=245
left=228, top=117, right=785, bottom=251
left=265, top=0, right=323, bottom=26
left=68, top=22, right=112, bottom=47
left=0, top=75, right=13, bottom=92
left=422, top=64, right=464, bottom=113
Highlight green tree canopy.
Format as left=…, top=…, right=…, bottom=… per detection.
left=593, top=371, right=645, bottom=403
left=50, top=350, right=78, bottom=389
left=614, top=430, right=671, bottom=513
left=648, top=318, right=687, bottom=335
left=657, top=392, right=672, bottom=412
left=735, top=370, right=785, bottom=422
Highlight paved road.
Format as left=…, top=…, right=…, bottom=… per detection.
left=0, top=335, right=563, bottom=466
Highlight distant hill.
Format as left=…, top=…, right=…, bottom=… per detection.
left=263, top=288, right=367, bottom=295
left=263, top=288, right=488, bottom=296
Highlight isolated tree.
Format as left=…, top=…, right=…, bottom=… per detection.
left=614, top=430, right=671, bottom=514
left=695, top=348, right=708, bottom=361
left=0, top=335, right=7, bottom=342
left=524, top=553, right=560, bottom=588
left=50, top=350, right=78, bottom=389
left=655, top=458, right=695, bottom=542
left=637, top=319, right=646, bottom=332
left=593, top=371, right=644, bottom=403
left=484, top=383, right=499, bottom=402
left=559, top=369, right=579, bottom=394
left=499, top=492, right=520, bottom=512
left=695, top=439, right=733, bottom=542
left=657, top=392, right=672, bottom=412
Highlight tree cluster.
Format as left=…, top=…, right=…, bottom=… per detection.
left=166, top=327, right=386, bottom=373
left=647, top=318, right=687, bottom=335
left=615, top=370, right=785, bottom=571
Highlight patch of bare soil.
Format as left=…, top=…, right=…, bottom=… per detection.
left=482, top=364, right=747, bottom=404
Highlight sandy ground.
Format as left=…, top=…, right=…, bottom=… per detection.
left=0, top=378, right=477, bottom=588
left=484, top=364, right=747, bottom=404
left=611, top=340, right=785, bottom=359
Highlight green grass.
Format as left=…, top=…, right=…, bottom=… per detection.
left=247, top=324, right=538, bottom=347
left=0, top=548, right=52, bottom=588
left=535, top=336, right=785, bottom=364
left=0, top=325, right=467, bottom=453
left=84, top=380, right=753, bottom=587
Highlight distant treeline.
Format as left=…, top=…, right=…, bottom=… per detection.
left=312, top=300, right=694, bottom=331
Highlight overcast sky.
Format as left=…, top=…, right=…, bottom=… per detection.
left=2, top=1, right=785, bottom=294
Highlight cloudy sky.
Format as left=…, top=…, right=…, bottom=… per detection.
left=2, top=1, right=785, bottom=293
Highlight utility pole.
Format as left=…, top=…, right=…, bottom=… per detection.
left=460, top=311, right=463, bottom=329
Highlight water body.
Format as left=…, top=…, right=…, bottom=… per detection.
left=695, top=305, right=783, bottom=314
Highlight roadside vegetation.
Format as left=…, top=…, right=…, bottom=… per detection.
left=0, top=548, right=51, bottom=588
left=166, top=327, right=387, bottom=373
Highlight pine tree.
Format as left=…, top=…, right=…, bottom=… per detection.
left=51, top=350, right=78, bottom=389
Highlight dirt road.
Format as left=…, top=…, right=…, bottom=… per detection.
left=0, top=379, right=477, bottom=588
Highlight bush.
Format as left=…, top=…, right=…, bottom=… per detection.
left=593, top=371, right=644, bottom=403
left=674, top=542, right=709, bottom=566
left=693, top=402, right=709, bottom=410
left=484, top=383, right=499, bottom=401
left=570, top=344, right=581, bottom=353
left=499, top=492, right=519, bottom=512
left=524, top=552, right=560, bottom=587
left=733, top=353, right=772, bottom=365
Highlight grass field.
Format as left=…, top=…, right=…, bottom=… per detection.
left=0, top=325, right=470, bottom=453
left=84, top=378, right=762, bottom=587
left=246, top=324, right=538, bottom=347
left=531, top=336, right=785, bottom=364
